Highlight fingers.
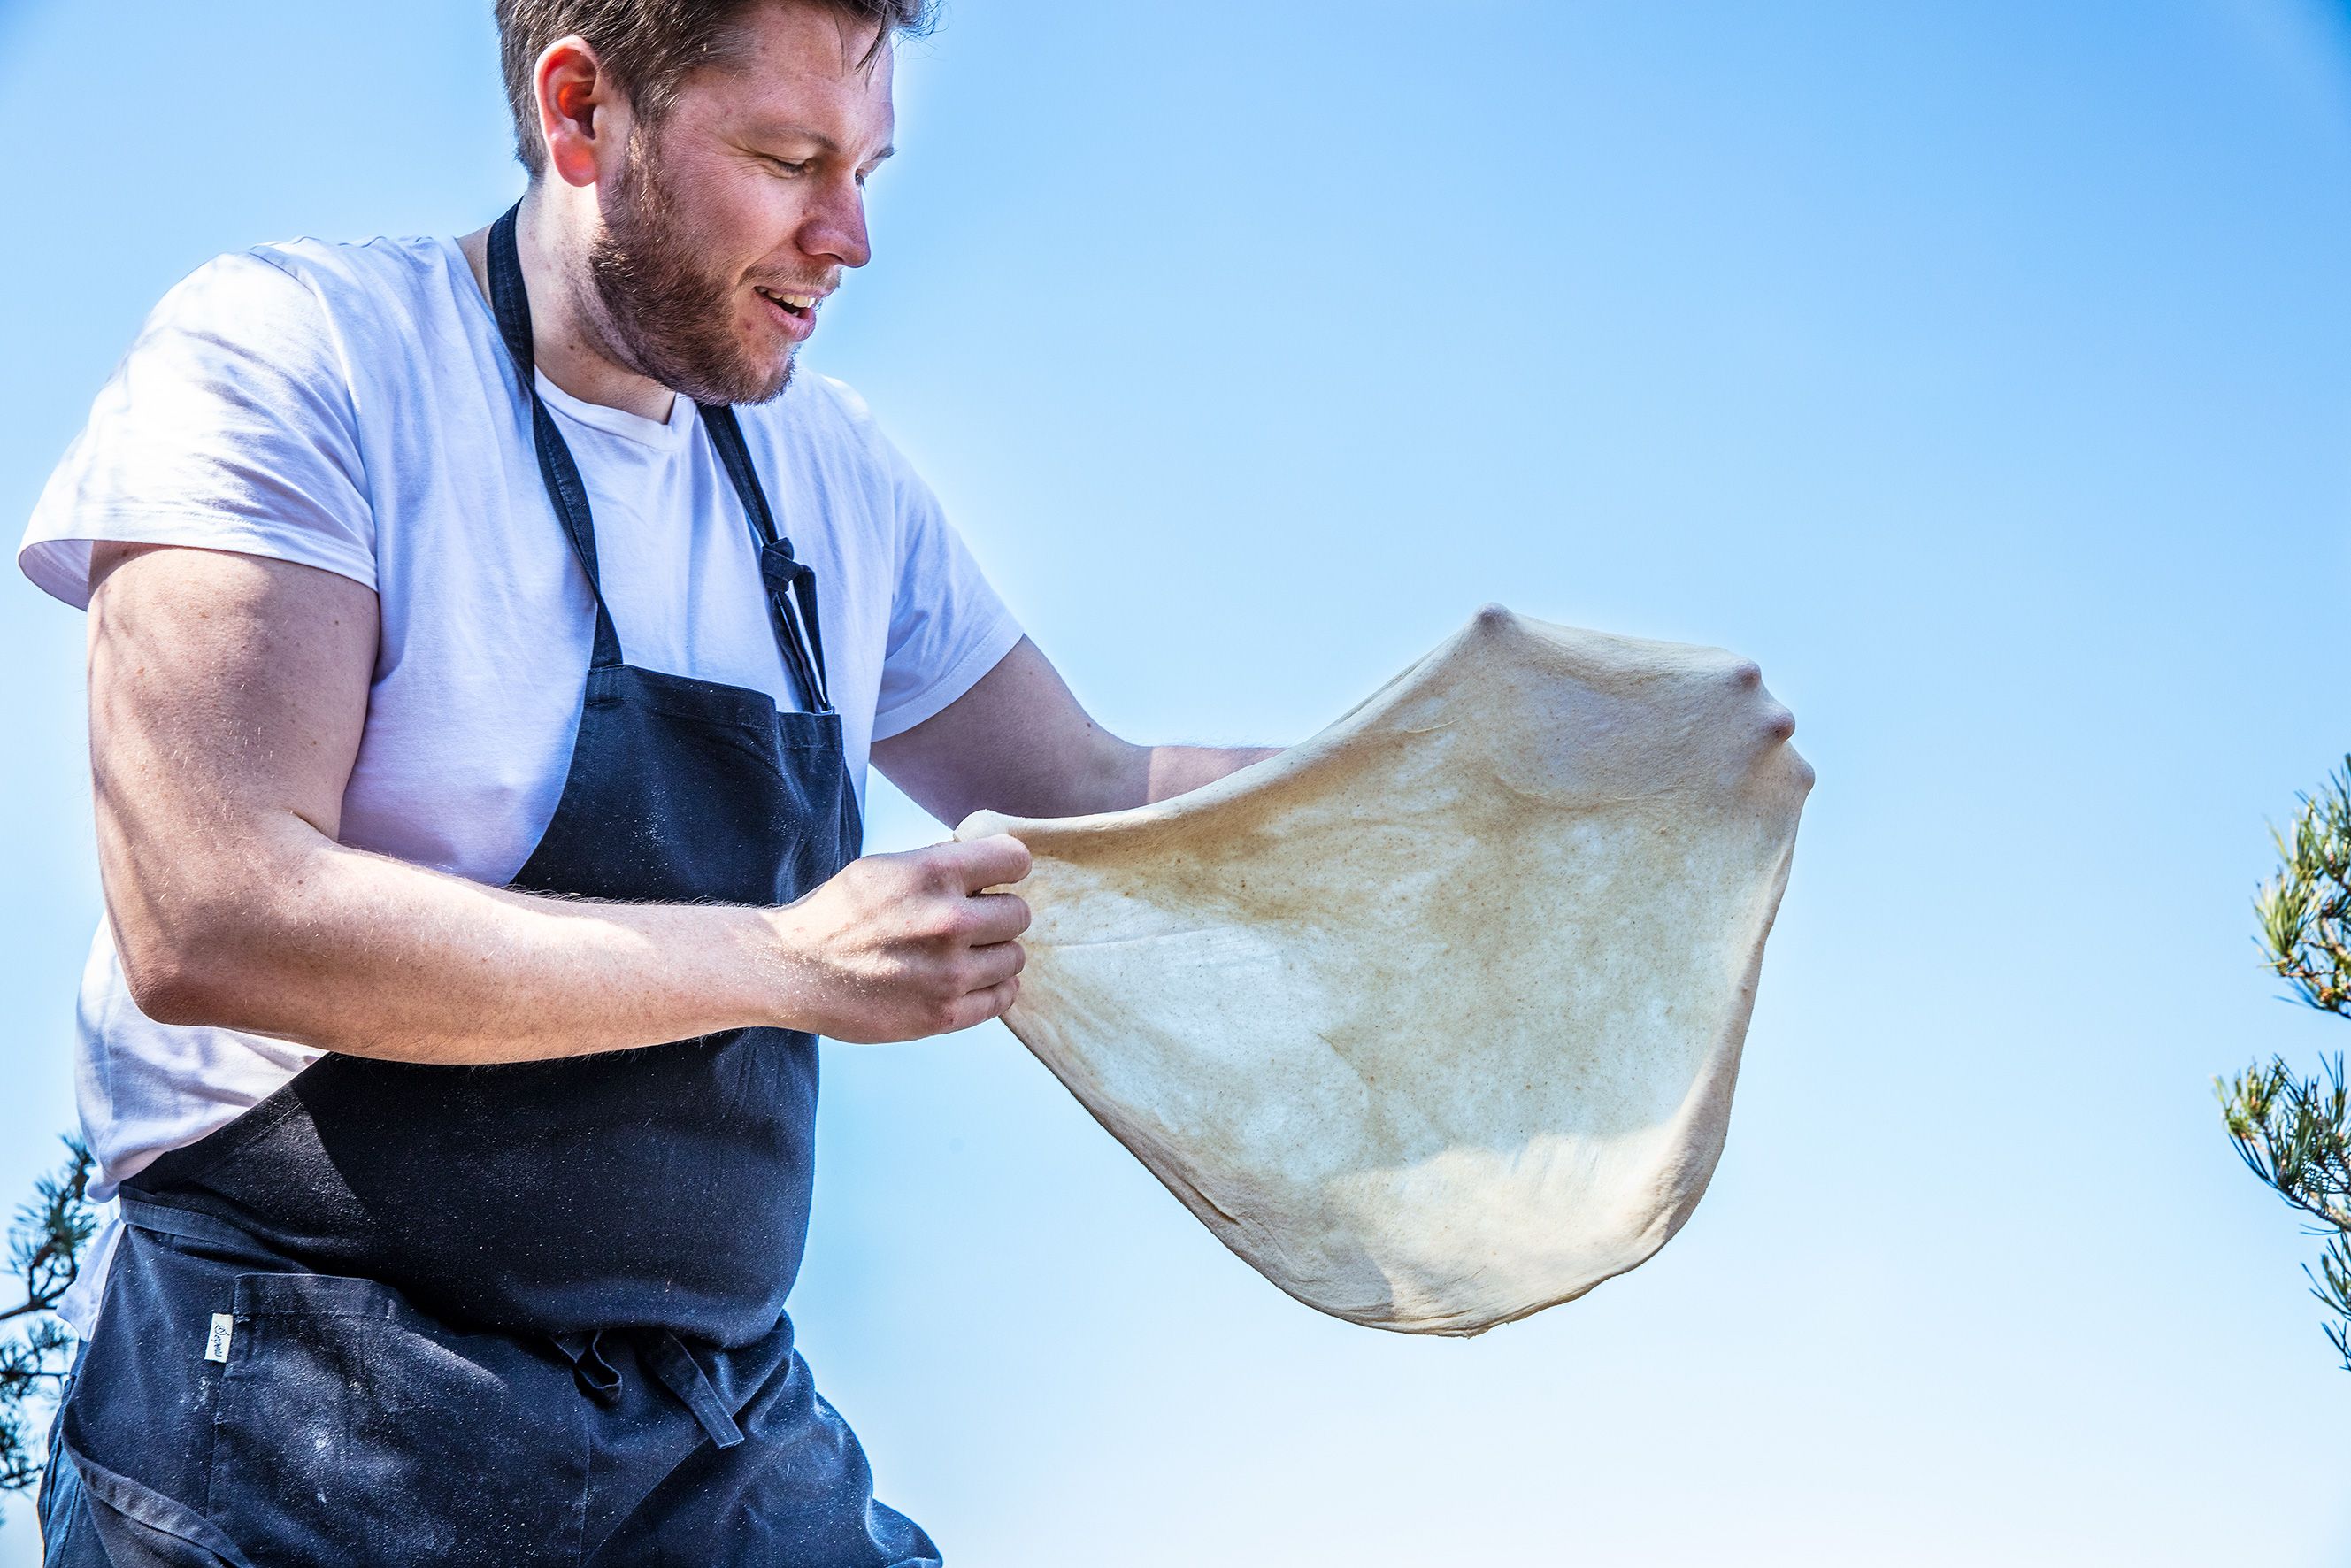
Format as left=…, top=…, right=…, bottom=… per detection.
left=978, top=975, right=1021, bottom=1021
left=964, top=939, right=1026, bottom=990
left=945, top=975, right=1022, bottom=1034
left=939, top=834, right=1032, bottom=894
left=961, top=890, right=1030, bottom=947
left=784, top=839, right=1035, bottom=1044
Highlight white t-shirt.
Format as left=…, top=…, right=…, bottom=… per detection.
left=19, top=236, right=1024, bottom=1331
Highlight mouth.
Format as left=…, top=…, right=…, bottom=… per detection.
left=754, top=285, right=825, bottom=343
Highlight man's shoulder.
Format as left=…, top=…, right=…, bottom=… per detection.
left=142, top=235, right=467, bottom=364
left=752, top=371, right=876, bottom=436
left=220, top=234, right=469, bottom=329
left=795, top=372, right=875, bottom=425
left=740, top=372, right=903, bottom=474
left=106, top=234, right=481, bottom=442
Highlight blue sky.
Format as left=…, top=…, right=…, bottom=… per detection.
left=4, top=0, right=2351, bottom=1561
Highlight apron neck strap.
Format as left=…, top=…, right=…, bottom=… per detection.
left=699, top=404, right=832, bottom=713
left=488, top=204, right=834, bottom=711
left=489, top=203, right=626, bottom=671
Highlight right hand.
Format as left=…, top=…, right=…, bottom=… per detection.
left=765, top=834, right=1033, bottom=1043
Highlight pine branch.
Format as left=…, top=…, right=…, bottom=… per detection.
left=1, top=1137, right=93, bottom=1325
left=2229, top=758, right=2351, bottom=1369
left=2256, top=760, right=2351, bottom=1019
left=0, top=1137, right=96, bottom=1504
left=2316, top=1232, right=2351, bottom=1372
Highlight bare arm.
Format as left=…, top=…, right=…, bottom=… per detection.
left=90, top=543, right=1029, bottom=1065
left=871, top=637, right=1279, bottom=826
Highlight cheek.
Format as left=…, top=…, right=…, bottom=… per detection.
left=646, top=155, right=792, bottom=282
left=703, top=169, right=813, bottom=271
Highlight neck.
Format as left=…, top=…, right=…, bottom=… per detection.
left=457, top=185, right=678, bottom=424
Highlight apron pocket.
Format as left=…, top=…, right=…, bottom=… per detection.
left=205, top=1272, right=588, bottom=1568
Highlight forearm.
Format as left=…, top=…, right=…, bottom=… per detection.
left=1009, top=738, right=1279, bottom=816
left=1141, top=744, right=1284, bottom=806
left=872, top=640, right=1283, bottom=823
left=118, top=823, right=792, bottom=1065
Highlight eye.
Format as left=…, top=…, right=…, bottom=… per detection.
left=766, top=157, right=813, bottom=178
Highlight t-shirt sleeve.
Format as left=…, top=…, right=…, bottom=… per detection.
left=18, top=250, right=375, bottom=611
left=869, top=437, right=1023, bottom=742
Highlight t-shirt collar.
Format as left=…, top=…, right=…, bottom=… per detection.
left=533, top=368, right=696, bottom=451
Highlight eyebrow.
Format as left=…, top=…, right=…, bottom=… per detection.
left=748, top=125, right=895, bottom=165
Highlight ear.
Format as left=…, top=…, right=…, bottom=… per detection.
left=534, top=35, right=616, bottom=188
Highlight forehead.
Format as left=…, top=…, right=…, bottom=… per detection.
left=673, top=2, right=895, bottom=142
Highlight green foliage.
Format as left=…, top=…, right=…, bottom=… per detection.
left=2256, top=758, right=2351, bottom=1018
left=2220, top=1057, right=2351, bottom=1366
left=2224, top=757, right=2351, bottom=1368
left=0, top=1138, right=95, bottom=1497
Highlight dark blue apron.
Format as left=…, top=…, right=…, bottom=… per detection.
left=42, top=204, right=939, bottom=1568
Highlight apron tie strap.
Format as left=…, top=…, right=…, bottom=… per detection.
left=644, top=1332, right=747, bottom=1450
left=550, top=1330, right=625, bottom=1406
left=549, top=1328, right=744, bottom=1450
left=119, top=1195, right=271, bottom=1252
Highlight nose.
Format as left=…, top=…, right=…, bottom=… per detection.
left=801, top=174, right=872, bottom=271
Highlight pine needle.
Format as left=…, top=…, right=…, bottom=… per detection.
left=0, top=1138, right=95, bottom=1497
left=2224, top=757, right=2351, bottom=1370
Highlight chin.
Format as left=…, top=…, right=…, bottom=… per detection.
left=696, top=344, right=798, bottom=407
left=747, top=350, right=800, bottom=404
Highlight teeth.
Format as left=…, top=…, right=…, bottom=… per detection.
left=759, top=288, right=818, bottom=311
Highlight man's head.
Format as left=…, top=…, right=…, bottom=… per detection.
left=494, top=0, right=933, bottom=404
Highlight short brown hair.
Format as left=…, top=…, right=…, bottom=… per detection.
left=496, top=0, right=935, bottom=174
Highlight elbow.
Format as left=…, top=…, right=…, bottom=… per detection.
left=114, top=909, right=271, bottom=1032
left=95, top=800, right=332, bottom=1035
left=119, top=939, right=231, bottom=1030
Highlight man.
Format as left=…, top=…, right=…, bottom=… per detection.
left=19, top=3, right=1273, bottom=1563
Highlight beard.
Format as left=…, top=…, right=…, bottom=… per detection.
left=583, top=132, right=796, bottom=407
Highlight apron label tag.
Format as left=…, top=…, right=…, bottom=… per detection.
left=204, top=1313, right=234, bottom=1364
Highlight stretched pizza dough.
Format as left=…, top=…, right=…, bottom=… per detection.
left=957, top=607, right=1810, bottom=1335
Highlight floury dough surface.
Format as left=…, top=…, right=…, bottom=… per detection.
left=956, top=607, right=1812, bottom=1335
